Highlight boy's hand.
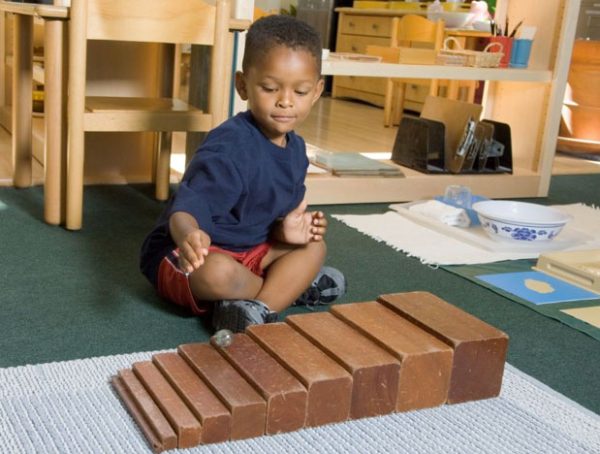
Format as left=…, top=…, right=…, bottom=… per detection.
left=278, top=199, right=327, bottom=244
left=178, top=229, right=210, bottom=274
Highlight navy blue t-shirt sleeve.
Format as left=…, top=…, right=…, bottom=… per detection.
left=169, top=151, right=243, bottom=238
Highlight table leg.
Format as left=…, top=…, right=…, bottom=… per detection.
left=12, top=14, right=33, bottom=188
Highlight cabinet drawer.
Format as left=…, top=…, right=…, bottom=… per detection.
left=334, top=75, right=387, bottom=95
left=404, top=83, right=431, bottom=103
left=339, top=14, right=392, bottom=37
left=337, top=35, right=390, bottom=54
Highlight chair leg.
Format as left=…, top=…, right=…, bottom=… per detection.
left=383, top=79, right=394, bottom=127
left=155, top=131, right=172, bottom=201
left=392, top=82, right=406, bottom=126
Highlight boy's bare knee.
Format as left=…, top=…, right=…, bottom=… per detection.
left=193, top=254, right=244, bottom=296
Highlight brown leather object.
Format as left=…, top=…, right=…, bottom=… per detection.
left=286, top=312, right=400, bottom=419
left=178, top=343, right=266, bottom=440
left=213, top=333, right=308, bottom=434
left=331, top=301, right=453, bottom=412
left=378, top=291, right=509, bottom=403
left=132, top=361, right=202, bottom=448
left=247, top=322, right=353, bottom=427
left=152, top=352, right=231, bottom=444
left=112, top=370, right=177, bottom=453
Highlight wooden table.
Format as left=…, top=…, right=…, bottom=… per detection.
left=1, top=0, right=69, bottom=225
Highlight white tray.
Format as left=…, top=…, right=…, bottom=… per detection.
left=390, top=202, right=593, bottom=254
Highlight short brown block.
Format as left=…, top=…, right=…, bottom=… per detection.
left=178, top=343, right=266, bottom=440
left=132, top=361, right=201, bottom=448
left=247, top=322, right=353, bottom=427
left=152, top=352, right=231, bottom=444
left=331, top=302, right=453, bottom=412
left=378, top=291, right=509, bottom=403
left=286, top=312, right=400, bottom=419
left=213, top=333, right=308, bottom=434
left=113, top=369, right=177, bottom=453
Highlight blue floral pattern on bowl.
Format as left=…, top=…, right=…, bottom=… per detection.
left=481, top=220, right=561, bottom=242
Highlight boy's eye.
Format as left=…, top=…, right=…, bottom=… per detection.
left=295, top=90, right=309, bottom=96
left=261, top=86, right=276, bottom=93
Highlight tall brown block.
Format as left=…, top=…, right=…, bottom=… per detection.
left=378, top=292, right=509, bottom=404
left=247, top=322, right=353, bottom=427
left=331, top=302, right=453, bottom=412
left=213, top=333, right=308, bottom=434
left=286, top=312, right=400, bottom=419
left=152, top=352, right=231, bottom=444
left=113, top=369, right=177, bottom=453
left=132, top=361, right=201, bottom=448
left=178, top=343, right=266, bottom=440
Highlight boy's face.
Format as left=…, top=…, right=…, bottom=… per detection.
left=235, top=45, right=324, bottom=147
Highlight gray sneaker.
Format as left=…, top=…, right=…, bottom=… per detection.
left=212, top=299, right=278, bottom=333
left=294, top=266, right=347, bottom=307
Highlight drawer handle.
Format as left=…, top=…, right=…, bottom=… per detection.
left=348, top=21, right=355, bottom=27
left=351, top=46, right=358, bottom=52
left=372, top=23, right=379, bottom=30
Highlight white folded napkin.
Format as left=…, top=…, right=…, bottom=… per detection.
left=408, top=200, right=471, bottom=227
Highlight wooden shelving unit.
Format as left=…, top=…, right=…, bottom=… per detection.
left=306, top=0, right=581, bottom=204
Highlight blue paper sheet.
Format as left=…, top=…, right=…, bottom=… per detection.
left=475, top=271, right=600, bottom=305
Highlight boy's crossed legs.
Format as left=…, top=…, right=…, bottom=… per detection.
left=188, top=240, right=345, bottom=332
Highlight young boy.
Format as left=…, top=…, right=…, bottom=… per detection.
left=140, top=15, right=346, bottom=333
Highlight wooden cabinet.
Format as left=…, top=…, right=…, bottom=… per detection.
left=332, top=8, right=431, bottom=111
left=309, top=0, right=581, bottom=204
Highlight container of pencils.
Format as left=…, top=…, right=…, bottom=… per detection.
left=509, top=39, right=533, bottom=68
left=488, top=36, right=513, bottom=68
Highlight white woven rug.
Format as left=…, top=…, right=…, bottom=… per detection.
left=333, top=203, right=600, bottom=266
left=1, top=351, right=599, bottom=453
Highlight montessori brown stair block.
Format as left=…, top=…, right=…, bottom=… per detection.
left=152, top=352, right=231, bottom=444
left=213, top=333, right=308, bottom=434
left=178, top=343, right=266, bottom=440
left=247, top=322, right=353, bottom=427
left=132, top=361, right=202, bottom=449
left=331, top=302, right=453, bottom=412
left=378, top=292, right=509, bottom=403
left=113, top=369, right=177, bottom=453
left=286, top=312, right=400, bottom=419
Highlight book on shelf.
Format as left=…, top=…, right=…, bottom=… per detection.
left=311, top=150, right=404, bottom=177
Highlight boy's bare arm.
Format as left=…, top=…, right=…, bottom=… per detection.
left=169, top=211, right=211, bottom=273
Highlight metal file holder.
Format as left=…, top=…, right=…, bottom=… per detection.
left=391, top=116, right=513, bottom=174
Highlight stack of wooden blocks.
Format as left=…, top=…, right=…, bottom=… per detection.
left=113, top=291, right=509, bottom=452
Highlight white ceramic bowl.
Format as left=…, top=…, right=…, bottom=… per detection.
left=472, top=200, right=572, bottom=242
left=472, top=20, right=492, bottom=32
left=429, top=11, right=476, bottom=29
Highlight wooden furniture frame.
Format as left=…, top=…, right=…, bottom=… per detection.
left=0, top=0, right=68, bottom=225
left=65, top=0, right=232, bottom=230
left=310, top=0, right=581, bottom=204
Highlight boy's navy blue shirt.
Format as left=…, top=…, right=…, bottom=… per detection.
left=140, top=110, right=309, bottom=286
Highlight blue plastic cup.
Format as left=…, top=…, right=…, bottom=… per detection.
left=509, top=39, right=533, bottom=68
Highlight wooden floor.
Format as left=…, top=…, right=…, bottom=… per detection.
left=1, top=97, right=599, bottom=187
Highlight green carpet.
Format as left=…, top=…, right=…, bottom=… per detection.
left=1, top=175, right=599, bottom=416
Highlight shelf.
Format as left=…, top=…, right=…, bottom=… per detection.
left=306, top=166, right=542, bottom=205
left=322, top=60, right=552, bottom=82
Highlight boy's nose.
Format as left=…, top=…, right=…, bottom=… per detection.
left=276, top=92, right=293, bottom=108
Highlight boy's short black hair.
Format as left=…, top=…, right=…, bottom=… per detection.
left=242, top=15, right=322, bottom=75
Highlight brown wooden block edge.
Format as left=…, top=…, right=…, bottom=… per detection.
left=112, top=374, right=177, bottom=453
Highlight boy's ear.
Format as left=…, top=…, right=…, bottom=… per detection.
left=312, top=78, right=325, bottom=105
left=234, top=71, right=248, bottom=100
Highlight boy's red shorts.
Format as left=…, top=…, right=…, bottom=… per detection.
left=156, top=243, right=270, bottom=315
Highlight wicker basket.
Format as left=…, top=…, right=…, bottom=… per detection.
left=436, top=37, right=503, bottom=68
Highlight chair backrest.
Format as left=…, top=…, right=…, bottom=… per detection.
left=391, top=14, right=444, bottom=52
left=83, top=0, right=224, bottom=45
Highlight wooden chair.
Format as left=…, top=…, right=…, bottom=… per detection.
left=367, top=14, right=475, bottom=127
left=66, top=0, right=231, bottom=230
